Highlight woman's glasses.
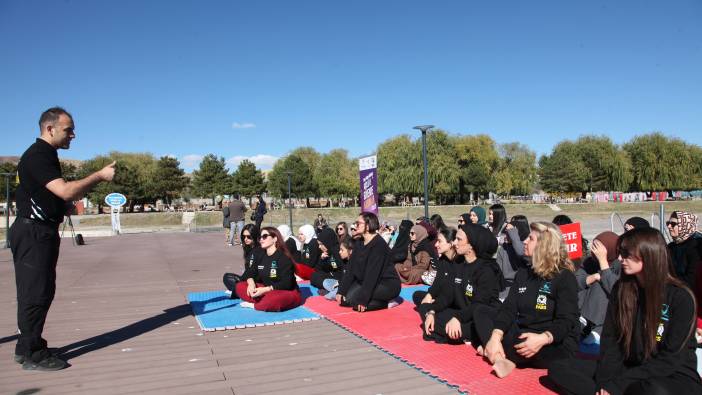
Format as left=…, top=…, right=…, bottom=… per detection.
left=458, top=219, right=465, bottom=224
left=243, top=234, right=252, bottom=240
left=410, top=231, right=416, bottom=236
left=259, top=234, right=271, bottom=240
left=337, top=227, right=344, bottom=232
left=666, top=221, right=678, bottom=228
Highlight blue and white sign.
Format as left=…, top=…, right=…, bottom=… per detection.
left=105, top=193, right=127, bottom=207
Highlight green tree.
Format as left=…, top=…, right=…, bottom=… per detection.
left=191, top=154, right=230, bottom=204
left=453, top=134, right=500, bottom=200
left=424, top=130, right=460, bottom=204
left=314, top=149, right=357, bottom=205
left=496, top=143, right=538, bottom=196
left=624, top=132, right=700, bottom=191
left=267, top=154, right=316, bottom=202
left=0, top=162, right=18, bottom=203
left=538, top=143, right=589, bottom=193
left=77, top=155, right=114, bottom=212
left=60, top=161, right=79, bottom=181
left=377, top=135, right=421, bottom=201
left=290, top=147, right=321, bottom=196
left=152, top=156, right=189, bottom=205
left=231, top=159, right=266, bottom=199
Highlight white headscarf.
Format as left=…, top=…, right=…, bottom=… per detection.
left=298, top=224, right=317, bottom=245
left=277, top=224, right=302, bottom=250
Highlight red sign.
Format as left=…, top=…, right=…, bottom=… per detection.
left=559, top=223, right=583, bottom=260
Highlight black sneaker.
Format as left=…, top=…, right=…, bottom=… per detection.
left=14, top=354, right=25, bottom=364
left=22, top=356, right=67, bottom=371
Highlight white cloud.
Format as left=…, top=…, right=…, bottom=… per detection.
left=232, top=122, right=256, bottom=129
left=226, top=154, right=279, bottom=170
left=181, top=154, right=204, bottom=169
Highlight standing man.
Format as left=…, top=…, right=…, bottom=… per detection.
left=222, top=200, right=231, bottom=245
left=253, top=194, right=267, bottom=230
left=228, top=194, right=246, bottom=245
left=10, top=107, right=115, bottom=371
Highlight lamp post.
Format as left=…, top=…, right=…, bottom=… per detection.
left=285, top=171, right=293, bottom=229
left=1, top=172, right=12, bottom=248
left=413, top=125, right=433, bottom=220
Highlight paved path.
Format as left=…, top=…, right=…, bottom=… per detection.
left=0, top=233, right=457, bottom=395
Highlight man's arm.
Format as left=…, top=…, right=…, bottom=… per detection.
left=46, top=161, right=116, bottom=201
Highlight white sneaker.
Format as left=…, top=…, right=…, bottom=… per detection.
left=224, top=290, right=232, bottom=296
left=239, top=301, right=255, bottom=309
left=387, top=299, right=400, bottom=309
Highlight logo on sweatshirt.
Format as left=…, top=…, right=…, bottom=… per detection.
left=454, top=278, right=462, bottom=284
left=270, top=261, right=278, bottom=279
left=535, top=294, right=548, bottom=311
left=518, top=287, right=527, bottom=294
left=538, top=282, right=552, bottom=295
left=656, top=304, right=670, bottom=342
left=331, top=257, right=337, bottom=269
left=465, top=283, right=473, bottom=298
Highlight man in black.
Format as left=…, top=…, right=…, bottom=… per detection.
left=10, top=107, right=115, bottom=371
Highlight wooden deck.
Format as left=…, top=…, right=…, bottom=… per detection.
left=0, top=232, right=458, bottom=395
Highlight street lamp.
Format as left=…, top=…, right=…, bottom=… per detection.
left=285, top=171, right=293, bottom=229
left=1, top=172, right=13, bottom=248
left=413, top=125, right=433, bottom=220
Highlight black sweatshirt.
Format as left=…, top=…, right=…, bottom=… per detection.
left=494, top=268, right=579, bottom=349
left=428, top=258, right=502, bottom=322
left=427, top=256, right=457, bottom=298
left=241, top=249, right=298, bottom=291
left=285, top=238, right=300, bottom=262
left=668, top=237, right=700, bottom=291
left=595, top=284, right=702, bottom=393
left=338, top=234, right=399, bottom=306
left=315, top=251, right=346, bottom=275
left=243, top=246, right=264, bottom=270
left=300, top=239, right=321, bottom=268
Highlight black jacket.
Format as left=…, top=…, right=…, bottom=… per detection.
left=242, top=249, right=297, bottom=291
left=494, top=268, right=579, bottom=351
left=300, top=239, right=321, bottom=268
left=315, top=228, right=345, bottom=274
left=338, top=234, right=399, bottom=306
left=390, top=220, right=414, bottom=263
left=668, top=236, right=701, bottom=291
left=596, top=284, right=702, bottom=393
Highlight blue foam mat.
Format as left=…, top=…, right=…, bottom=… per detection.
left=187, top=284, right=320, bottom=331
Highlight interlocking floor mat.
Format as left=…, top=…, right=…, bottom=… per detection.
left=187, top=285, right=320, bottom=331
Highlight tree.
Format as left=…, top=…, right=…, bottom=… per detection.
left=574, top=135, right=632, bottom=192
left=77, top=155, right=114, bottom=212
left=624, top=133, right=700, bottom=191
left=0, top=162, right=18, bottom=203
left=191, top=154, right=230, bottom=204
left=377, top=135, right=421, bottom=201
left=152, top=156, right=189, bottom=205
left=290, top=147, right=321, bottom=196
left=314, top=149, right=357, bottom=204
left=453, top=134, right=500, bottom=200
left=496, top=143, right=538, bottom=196
left=60, top=161, right=79, bottom=181
left=267, top=154, right=317, bottom=201
left=538, top=149, right=589, bottom=193
left=424, top=130, right=461, bottom=204
left=231, top=159, right=266, bottom=200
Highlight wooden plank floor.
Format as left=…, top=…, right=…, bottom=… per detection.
left=0, top=232, right=457, bottom=395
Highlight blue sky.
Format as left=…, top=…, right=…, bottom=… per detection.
left=2, top=1, right=701, bottom=172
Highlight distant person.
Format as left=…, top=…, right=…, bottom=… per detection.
left=488, top=204, right=508, bottom=240
left=228, top=195, right=247, bottom=246
left=296, top=224, right=320, bottom=280
left=624, top=216, right=650, bottom=231
left=336, top=212, right=401, bottom=312
left=457, top=213, right=470, bottom=227
left=469, top=206, right=488, bottom=228
left=10, top=107, right=115, bottom=371
left=222, top=200, right=231, bottom=245
left=548, top=228, right=702, bottom=395
left=313, top=213, right=328, bottom=234
left=235, top=227, right=301, bottom=311
left=253, top=194, right=267, bottom=229
left=429, top=214, right=447, bottom=231
left=395, top=224, right=437, bottom=285
left=335, top=221, right=349, bottom=243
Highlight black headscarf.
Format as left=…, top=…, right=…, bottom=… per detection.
left=460, top=223, right=504, bottom=290
left=391, top=219, right=414, bottom=263
left=624, top=216, right=650, bottom=229
left=317, top=227, right=340, bottom=257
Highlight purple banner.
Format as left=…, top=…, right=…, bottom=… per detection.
left=359, top=155, right=378, bottom=215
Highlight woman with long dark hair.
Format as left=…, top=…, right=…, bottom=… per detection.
left=488, top=204, right=507, bottom=238
left=222, top=224, right=261, bottom=298
left=483, top=222, right=579, bottom=378
left=234, top=227, right=301, bottom=312
left=414, top=227, right=459, bottom=303
left=395, top=224, right=437, bottom=284
left=548, top=228, right=701, bottom=395
left=336, top=212, right=401, bottom=312
left=335, top=221, right=349, bottom=243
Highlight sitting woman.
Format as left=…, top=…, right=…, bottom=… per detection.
left=336, top=212, right=401, bottom=312
left=310, top=228, right=346, bottom=290
left=469, top=206, right=489, bottom=228
left=277, top=224, right=301, bottom=262
left=495, top=215, right=530, bottom=299
left=666, top=211, right=700, bottom=292
left=234, top=227, right=301, bottom=312
left=222, top=224, right=261, bottom=298
left=488, top=203, right=508, bottom=240
left=413, top=227, right=459, bottom=305
left=574, top=231, right=620, bottom=345
left=390, top=219, right=414, bottom=263
left=320, top=236, right=355, bottom=300
left=395, top=224, right=437, bottom=285
left=418, top=224, right=502, bottom=348
left=548, top=228, right=702, bottom=395
left=484, top=221, right=579, bottom=378
left=296, top=224, right=320, bottom=280
left=335, top=221, right=349, bottom=243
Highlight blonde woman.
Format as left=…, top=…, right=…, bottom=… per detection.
left=483, top=222, right=579, bottom=378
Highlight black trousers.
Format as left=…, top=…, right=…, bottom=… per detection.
left=222, top=273, right=242, bottom=298
left=548, top=357, right=702, bottom=395
left=9, top=219, right=61, bottom=362
left=500, top=321, right=573, bottom=370
left=415, top=301, right=497, bottom=347
left=341, top=279, right=401, bottom=311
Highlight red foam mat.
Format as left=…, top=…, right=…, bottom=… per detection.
left=304, top=296, right=555, bottom=394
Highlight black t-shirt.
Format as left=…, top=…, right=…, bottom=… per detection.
left=15, top=139, right=66, bottom=223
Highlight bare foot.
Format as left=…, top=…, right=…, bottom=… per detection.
left=476, top=345, right=485, bottom=356
left=493, top=359, right=516, bottom=378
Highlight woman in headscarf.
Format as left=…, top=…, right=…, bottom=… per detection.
left=574, top=231, right=621, bottom=344
left=495, top=215, right=530, bottom=299
left=666, top=211, right=700, bottom=291
left=624, top=216, right=650, bottom=231
left=418, top=224, right=502, bottom=349
left=222, top=224, right=261, bottom=298
left=295, top=224, right=320, bottom=280
left=395, top=224, right=437, bottom=285
left=469, top=206, right=488, bottom=228
left=310, top=228, right=345, bottom=290
left=390, top=219, right=414, bottom=263
left=277, top=224, right=301, bottom=262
